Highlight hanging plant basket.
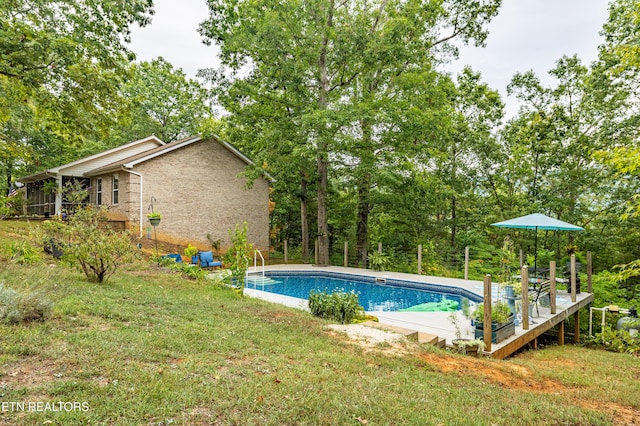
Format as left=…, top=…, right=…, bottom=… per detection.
left=147, top=213, right=162, bottom=227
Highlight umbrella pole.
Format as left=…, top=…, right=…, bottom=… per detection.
left=534, top=226, right=538, bottom=271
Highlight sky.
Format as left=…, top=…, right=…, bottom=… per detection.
left=129, top=1, right=611, bottom=117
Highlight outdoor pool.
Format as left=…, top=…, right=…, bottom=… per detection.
left=245, top=271, right=481, bottom=312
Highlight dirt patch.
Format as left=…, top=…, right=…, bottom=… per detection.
left=0, top=358, right=65, bottom=389
left=579, top=400, right=640, bottom=426
left=325, top=324, right=414, bottom=356
left=420, top=352, right=566, bottom=392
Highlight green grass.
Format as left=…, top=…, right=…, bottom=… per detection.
left=0, top=220, right=639, bottom=425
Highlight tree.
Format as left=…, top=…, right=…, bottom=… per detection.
left=600, top=0, right=640, bottom=72
left=199, top=0, right=502, bottom=265
left=435, top=68, right=503, bottom=252
left=1, top=0, right=154, bottom=188
left=107, top=57, right=212, bottom=145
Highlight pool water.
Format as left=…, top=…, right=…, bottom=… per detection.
left=246, top=273, right=470, bottom=312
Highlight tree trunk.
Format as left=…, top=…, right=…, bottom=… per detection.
left=300, top=172, right=309, bottom=263
left=450, top=195, right=457, bottom=249
left=356, top=180, right=370, bottom=268
left=315, top=0, right=334, bottom=267
left=316, top=148, right=329, bottom=266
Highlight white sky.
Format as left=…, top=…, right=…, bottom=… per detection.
left=129, top=0, right=611, bottom=118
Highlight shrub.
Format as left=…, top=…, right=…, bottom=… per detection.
left=41, top=206, right=138, bottom=283
left=224, top=222, right=253, bottom=292
left=473, top=300, right=512, bottom=324
left=0, top=283, right=52, bottom=324
left=4, top=240, right=40, bottom=265
left=184, top=244, right=199, bottom=258
left=588, top=326, right=640, bottom=356
left=308, top=290, right=363, bottom=324
left=174, top=262, right=206, bottom=281
left=368, top=251, right=391, bottom=271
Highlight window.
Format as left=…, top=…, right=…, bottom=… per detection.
left=112, top=174, right=119, bottom=205
left=96, top=178, right=102, bottom=205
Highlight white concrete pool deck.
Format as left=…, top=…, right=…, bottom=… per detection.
left=244, top=264, right=593, bottom=355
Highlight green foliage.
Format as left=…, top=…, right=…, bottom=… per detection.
left=4, top=240, right=40, bottom=265
left=308, top=290, right=363, bottom=324
left=41, top=206, right=137, bottom=283
left=206, top=233, right=222, bottom=254
left=0, top=283, right=52, bottom=324
left=1, top=0, right=155, bottom=187
left=184, top=244, right=199, bottom=258
left=224, top=222, right=253, bottom=291
left=106, top=57, right=212, bottom=145
left=368, top=251, right=391, bottom=272
left=589, top=327, right=640, bottom=356
left=498, top=237, right=517, bottom=283
left=201, top=0, right=502, bottom=266
left=152, top=255, right=208, bottom=281
left=473, top=300, right=512, bottom=324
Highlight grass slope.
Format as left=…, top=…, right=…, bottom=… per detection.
left=0, top=221, right=639, bottom=425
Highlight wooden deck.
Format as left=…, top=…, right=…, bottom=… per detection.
left=486, top=292, right=594, bottom=359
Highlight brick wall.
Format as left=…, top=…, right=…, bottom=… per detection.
left=94, top=138, right=270, bottom=255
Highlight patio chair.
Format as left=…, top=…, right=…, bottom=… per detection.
left=531, top=280, right=551, bottom=317
left=162, top=253, right=183, bottom=263
left=198, top=251, right=222, bottom=269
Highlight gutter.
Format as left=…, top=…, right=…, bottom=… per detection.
left=121, top=167, right=144, bottom=237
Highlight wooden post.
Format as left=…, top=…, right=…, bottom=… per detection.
left=284, top=240, right=288, bottom=264
left=574, top=311, right=580, bottom=343
left=464, top=246, right=469, bottom=280
left=587, top=251, right=593, bottom=293
left=570, top=254, right=577, bottom=303
left=549, top=261, right=557, bottom=315
left=558, top=321, right=565, bottom=345
left=483, top=275, right=492, bottom=352
left=344, top=241, right=348, bottom=267
left=521, top=266, right=529, bottom=330
left=418, top=244, right=422, bottom=275
left=378, top=242, right=382, bottom=254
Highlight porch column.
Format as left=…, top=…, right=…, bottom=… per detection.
left=54, top=175, right=63, bottom=216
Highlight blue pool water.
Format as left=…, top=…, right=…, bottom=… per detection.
left=245, top=273, right=480, bottom=312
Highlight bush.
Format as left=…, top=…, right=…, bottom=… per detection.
left=368, top=251, right=391, bottom=271
left=308, top=290, right=363, bottom=324
left=588, top=326, right=640, bottom=356
left=224, top=222, right=253, bottom=291
left=0, top=283, right=52, bottom=324
left=4, top=240, right=40, bottom=265
left=41, top=206, right=138, bottom=283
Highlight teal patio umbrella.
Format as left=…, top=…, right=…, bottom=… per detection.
left=491, top=213, right=584, bottom=270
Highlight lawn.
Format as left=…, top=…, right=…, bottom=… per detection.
left=0, top=220, right=639, bottom=425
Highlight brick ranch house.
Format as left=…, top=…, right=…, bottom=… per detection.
left=18, top=135, right=271, bottom=254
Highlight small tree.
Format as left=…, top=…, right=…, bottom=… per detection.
left=224, top=222, right=253, bottom=292
left=43, top=206, right=137, bottom=283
